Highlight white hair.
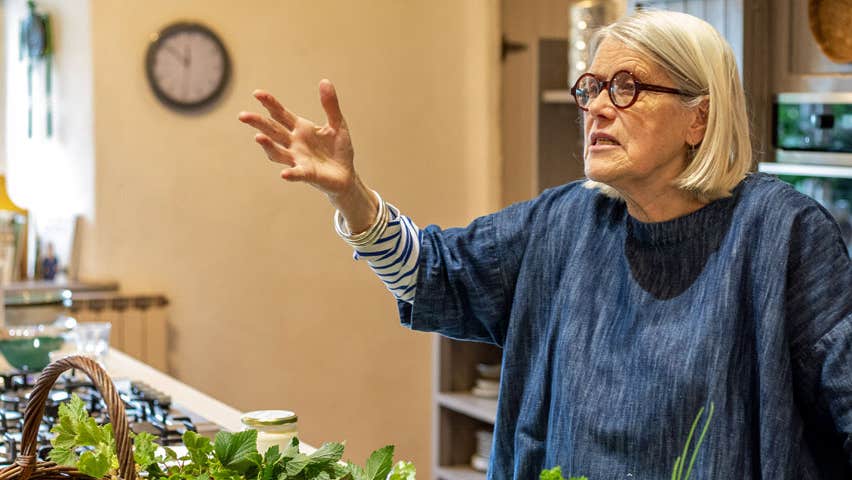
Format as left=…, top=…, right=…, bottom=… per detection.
left=583, top=10, right=752, bottom=202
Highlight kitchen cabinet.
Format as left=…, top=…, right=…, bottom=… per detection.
left=771, top=0, right=852, bottom=93
left=434, top=337, right=501, bottom=479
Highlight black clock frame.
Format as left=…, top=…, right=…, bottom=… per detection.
left=145, top=21, right=231, bottom=111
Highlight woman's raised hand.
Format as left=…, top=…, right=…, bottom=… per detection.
left=239, top=80, right=378, bottom=233
left=239, top=79, right=357, bottom=197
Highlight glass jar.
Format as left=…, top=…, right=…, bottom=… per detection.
left=240, top=410, right=298, bottom=454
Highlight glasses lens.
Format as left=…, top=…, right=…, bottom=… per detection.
left=611, top=71, right=637, bottom=108
left=573, top=75, right=600, bottom=109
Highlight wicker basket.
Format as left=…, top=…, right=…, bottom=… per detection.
left=0, top=356, right=136, bottom=480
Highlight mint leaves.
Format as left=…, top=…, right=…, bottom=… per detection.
left=343, top=445, right=401, bottom=480
left=387, top=461, right=416, bottom=480
left=539, top=466, right=587, bottom=480
left=49, top=393, right=416, bottom=480
left=255, top=437, right=352, bottom=480
left=214, top=430, right=262, bottom=474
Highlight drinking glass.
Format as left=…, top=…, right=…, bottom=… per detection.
left=72, top=322, right=112, bottom=361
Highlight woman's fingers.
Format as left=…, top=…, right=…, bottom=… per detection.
left=255, top=133, right=295, bottom=166
left=253, top=90, right=297, bottom=130
left=239, top=112, right=292, bottom=147
left=318, top=79, right=344, bottom=130
left=280, top=165, right=309, bottom=182
left=241, top=86, right=352, bottom=193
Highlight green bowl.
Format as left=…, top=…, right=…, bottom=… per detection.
left=0, top=336, right=64, bottom=371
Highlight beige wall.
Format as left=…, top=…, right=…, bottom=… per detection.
left=82, top=0, right=499, bottom=476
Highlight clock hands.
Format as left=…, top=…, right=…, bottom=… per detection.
left=163, top=44, right=186, bottom=65
left=183, top=41, right=191, bottom=100
left=163, top=36, right=193, bottom=68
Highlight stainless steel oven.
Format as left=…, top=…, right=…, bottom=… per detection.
left=774, top=92, right=852, bottom=166
left=761, top=92, right=852, bottom=255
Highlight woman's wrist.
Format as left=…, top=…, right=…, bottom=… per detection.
left=334, top=190, right=388, bottom=247
left=329, top=176, right=379, bottom=235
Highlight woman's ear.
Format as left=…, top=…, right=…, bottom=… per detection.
left=686, top=96, right=709, bottom=146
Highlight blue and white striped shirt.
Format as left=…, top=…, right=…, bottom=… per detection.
left=340, top=203, right=420, bottom=304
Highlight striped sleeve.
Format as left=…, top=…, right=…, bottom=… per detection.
left=340, top=203, right=421, bottom=304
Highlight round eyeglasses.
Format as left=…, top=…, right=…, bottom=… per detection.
left=570, top=70, right=687, bottom=110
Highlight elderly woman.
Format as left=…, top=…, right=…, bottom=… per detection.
left=239, top=10, right=851, bottom=480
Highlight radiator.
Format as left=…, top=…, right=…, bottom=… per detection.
left=67, top=293, right=169, bottom=372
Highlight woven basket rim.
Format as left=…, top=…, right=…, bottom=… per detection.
left=808, top=0, right=852, bottom=63
left=0, top=461, right=109, bottom=480
left=0, top=356, right=136, bottom=480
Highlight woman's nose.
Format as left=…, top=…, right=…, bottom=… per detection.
left=586, top=89, right=615, bottom=115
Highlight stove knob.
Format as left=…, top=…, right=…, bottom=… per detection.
left=37, top=445, right=53, bottom=461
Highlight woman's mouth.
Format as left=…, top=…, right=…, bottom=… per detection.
left=588, top=134, right=621, bottom=151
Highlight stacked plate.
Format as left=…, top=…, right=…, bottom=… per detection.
left=471, top=363, right=501, bottom=398
left=470, top=429, right=493, bottom=472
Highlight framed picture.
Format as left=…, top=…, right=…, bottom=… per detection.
left=0, top=211, right=27, bottom=284
left=32, top=214, right=81, bottom=281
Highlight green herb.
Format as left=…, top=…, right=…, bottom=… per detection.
left=214, top=430, right=262, bottom=474
left=363, top=445, right=394, bottom=480
left=539, top=466, right=587, bottom=480
left=387, top=461, right=416, bottom=480
left=49, top=394, right=416, bottom=480
left=671, top=402, right=715, bottom=480
left=539, top=402, right=716, bottom=480
left=49, top=394, right=118, bottom=478
left=132, top=432, right=159, bottom=471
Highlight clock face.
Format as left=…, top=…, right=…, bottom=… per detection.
left=145, top=22, right=231, bottom=111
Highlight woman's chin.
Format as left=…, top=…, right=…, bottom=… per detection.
left=584, top=164, right=617, bottom=184
left=584, top=152, right=625, bottom=182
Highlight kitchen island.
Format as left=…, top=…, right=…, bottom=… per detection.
left=104, top=349, right=243, bottom=432
left=0, top=348, right=315, bottom=454
left=103, top=349, right=316, bottom=453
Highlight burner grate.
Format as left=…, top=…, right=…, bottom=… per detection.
left=0, top=371, right=217, bottom=466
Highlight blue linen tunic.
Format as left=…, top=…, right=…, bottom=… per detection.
left=398, top=173, right=852, bottom=479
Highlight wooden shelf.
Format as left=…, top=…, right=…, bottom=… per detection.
left=540, top=89, right=575, bottom=104
left=435, top=466, right=487, bottom=480
left=437, top=392, right=498, bottom=424
left=758, top=162, right=852, bottom=179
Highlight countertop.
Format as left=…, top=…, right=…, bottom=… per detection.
left=104, top=350, right=316, bottom=453
left=0, top=348, right=316, bottom=452
left=103, top=349, right=244, bottom=432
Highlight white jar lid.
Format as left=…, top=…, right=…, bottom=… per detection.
left=241, top=410, right=298, bottom=426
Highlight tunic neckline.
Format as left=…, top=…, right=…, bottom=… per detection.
left=625, top=175, right=750, bottom=246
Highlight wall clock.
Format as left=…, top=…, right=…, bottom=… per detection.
left=145, top=22, right=231, bottom=111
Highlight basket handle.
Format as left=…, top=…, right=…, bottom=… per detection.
left=16, top=355, right=136, bottom=480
